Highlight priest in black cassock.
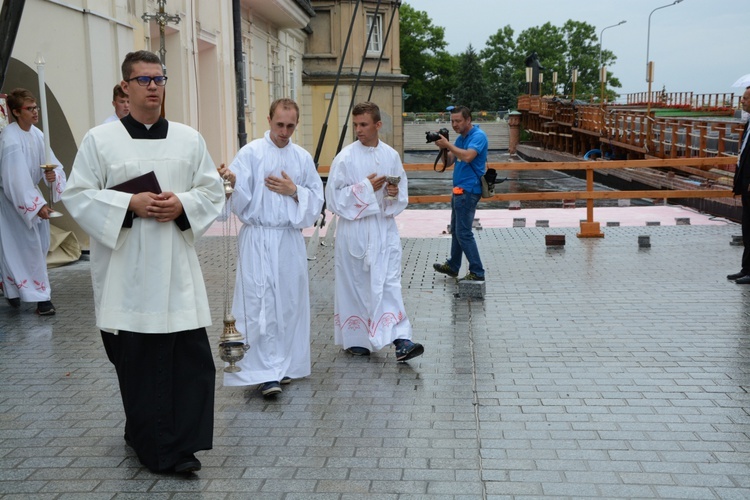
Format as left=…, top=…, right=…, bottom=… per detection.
left=729, top=87, right=750, bottom=284
left=62, top=50, right=224, bottom=473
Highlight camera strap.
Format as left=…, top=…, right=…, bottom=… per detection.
left=433, top=148, right=449, bottom=172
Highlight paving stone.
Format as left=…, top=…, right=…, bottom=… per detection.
left=2, top=224, right=750, bottom=497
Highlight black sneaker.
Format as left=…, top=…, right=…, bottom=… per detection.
left=36, top=300, right=55, bottom=315
left=345, top=346, right=371, bottom=356
left=433, top=262, right=458, bottom=278
left=6, top=297, right=20, bottom=308
left=260, top=381, right=282, bottom=397
left=394, top=339, right=424, bottom=362
left=280, top=376, right=292, bottom=385
left=458, top=272, right=484, bottom=282
left=174, top=453, right=201, bottom=473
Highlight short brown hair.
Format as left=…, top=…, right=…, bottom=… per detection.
left=112, top=84, right=127, bottom=101
left=450, top=105, right=472, bottom=121
left=6, top=88, right=36, bottom=119
left=269, top=98, right=299, bottom=122
left=352, top=101, right=381, bottom=123
left=121, top=50, right=162, bottom=80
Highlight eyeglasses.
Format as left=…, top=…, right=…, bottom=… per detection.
left=126, top=75, right=168, bottom=87
left=22, top=106, right=39, bottom=112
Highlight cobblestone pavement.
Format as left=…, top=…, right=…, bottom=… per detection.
left=2, top=224, right=750, bottom=499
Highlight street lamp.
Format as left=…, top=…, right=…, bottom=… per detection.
left=600, top=20, right=626, bottom=67
left=646, top=0, right=684, bottom=81
left=525, top=67, right=533, bottom=95
left=571, top=68, right=578, bottom=101
left=538, top=72, right=544, bottom=96
left=599, top=20, right=626, bottom=106
left=552, top=71, right=558, bottom=97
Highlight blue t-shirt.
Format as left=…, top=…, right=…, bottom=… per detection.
left=452, top=125, right=488, bottom=194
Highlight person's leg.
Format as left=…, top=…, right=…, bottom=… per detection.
left=742, top=195, right=750, bottom=274
left=445, top=195, right=462, bottom=272
left=453, top=192, right=484, bottom=278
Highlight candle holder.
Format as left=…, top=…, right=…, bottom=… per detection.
left=40, top=164, right=63, bottom=218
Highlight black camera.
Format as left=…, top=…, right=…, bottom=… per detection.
left=425, top=128, right=449, bottom=143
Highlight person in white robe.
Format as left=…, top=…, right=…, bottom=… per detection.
left=62, top=51, right=224, bottom=474
left=102, top=84, right=129, bottom=124
left=219, top=98, right=324, bottom=397
left=325, top=101, right=424, bottom=362
left=0, top=88, right=65, bottom=315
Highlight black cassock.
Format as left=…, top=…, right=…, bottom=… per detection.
left=102, top=328, right=215, bottom=472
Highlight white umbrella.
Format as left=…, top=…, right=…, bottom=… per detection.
left=732, top=73, right=750, bottom=88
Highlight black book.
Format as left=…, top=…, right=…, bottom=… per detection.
left=109, top=171, right=161, bottom=194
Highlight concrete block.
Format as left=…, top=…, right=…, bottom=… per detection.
left=513, top=218, right=526, bottom=228
left=646, top=221, right=660, bottom=226
left=638, top=235, right=651, bottom=248
left=675, top=217, right=690, bottom=225
left=562, top=199, right=576, bottom=208
left=458, top=279, right=485, bottom=299
left=509, top=201, right=521, bottom=210
left=606, top=221, right=620, bottom=227
left=545, top=234, right=565, bottom=246
left=731, top=235, right=743, bottom=246
left=535, top=220, right=549, bottom=227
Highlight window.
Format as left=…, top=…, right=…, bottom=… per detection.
left=242, top=52, right=249, bottom=107
left=288, top=59, right=297, bottom=101
left=366, top=13, right=383, bottom=54
left=272, top=65, right=284, bottom=101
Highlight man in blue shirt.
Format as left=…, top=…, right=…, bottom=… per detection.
left=432, top=105, right=487, bottom=281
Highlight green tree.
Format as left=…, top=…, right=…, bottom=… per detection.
left=561, top=20, right=621, bottom=101
left=480, top=20, right=623, bottom=108
left=452, top=45, right=491, bottom=111
left=480, top=25, right=521, bottom=110
left=399, top=3, right=458, bottom=111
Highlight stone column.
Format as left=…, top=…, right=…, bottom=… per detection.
left=508, top=111, right=522, bottom=154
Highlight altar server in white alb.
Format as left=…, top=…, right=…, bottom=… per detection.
left=62, top=50, right=224, bottom=474
left=219, top=98, right=324, bottom=398
left=325, top=101, right=424, bottom=362
left=0, top=88, right=65, bottom=315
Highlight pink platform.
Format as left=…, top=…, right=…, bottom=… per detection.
left=205, top=205, right=733, bottom=239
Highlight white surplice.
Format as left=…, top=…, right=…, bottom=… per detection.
left=223, top=131, right=324, bottom=386
left=0, top=123, right=66, bottom=302
left=61, top=120, right=224, bottom=333
left=325, top=139, right=412, bottom=351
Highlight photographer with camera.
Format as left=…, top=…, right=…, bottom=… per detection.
left=431, top=105, right=487, bottom=282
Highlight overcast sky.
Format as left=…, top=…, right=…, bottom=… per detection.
left=403, top=0, right=750, bottom=103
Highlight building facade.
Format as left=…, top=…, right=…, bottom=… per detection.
left=2, top=0, right=406, bottom=243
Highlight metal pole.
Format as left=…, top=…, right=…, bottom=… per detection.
left=335, top=0, right=383, bottom=155
left=646, top=0, right=683, bottom=81
left=232, top=0, right=246, bottom=148
left=313, top=0, right=361, bottom=167
left=367, top=0, right=399, bottom=101
left=599, top=20, right=625, bottom=67
left=598, top=20, right=626, bottom=105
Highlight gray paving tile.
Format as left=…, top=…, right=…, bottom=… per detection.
left=2, top=224, right=750, bottom=497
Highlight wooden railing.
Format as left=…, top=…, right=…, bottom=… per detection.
left=319, top=157, right=738, bottom=237
left=601, top=109, right=743, bottom=160
left=520, top=96, right=744, bottom=160
left=625, top=91, right=738, bottom=109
